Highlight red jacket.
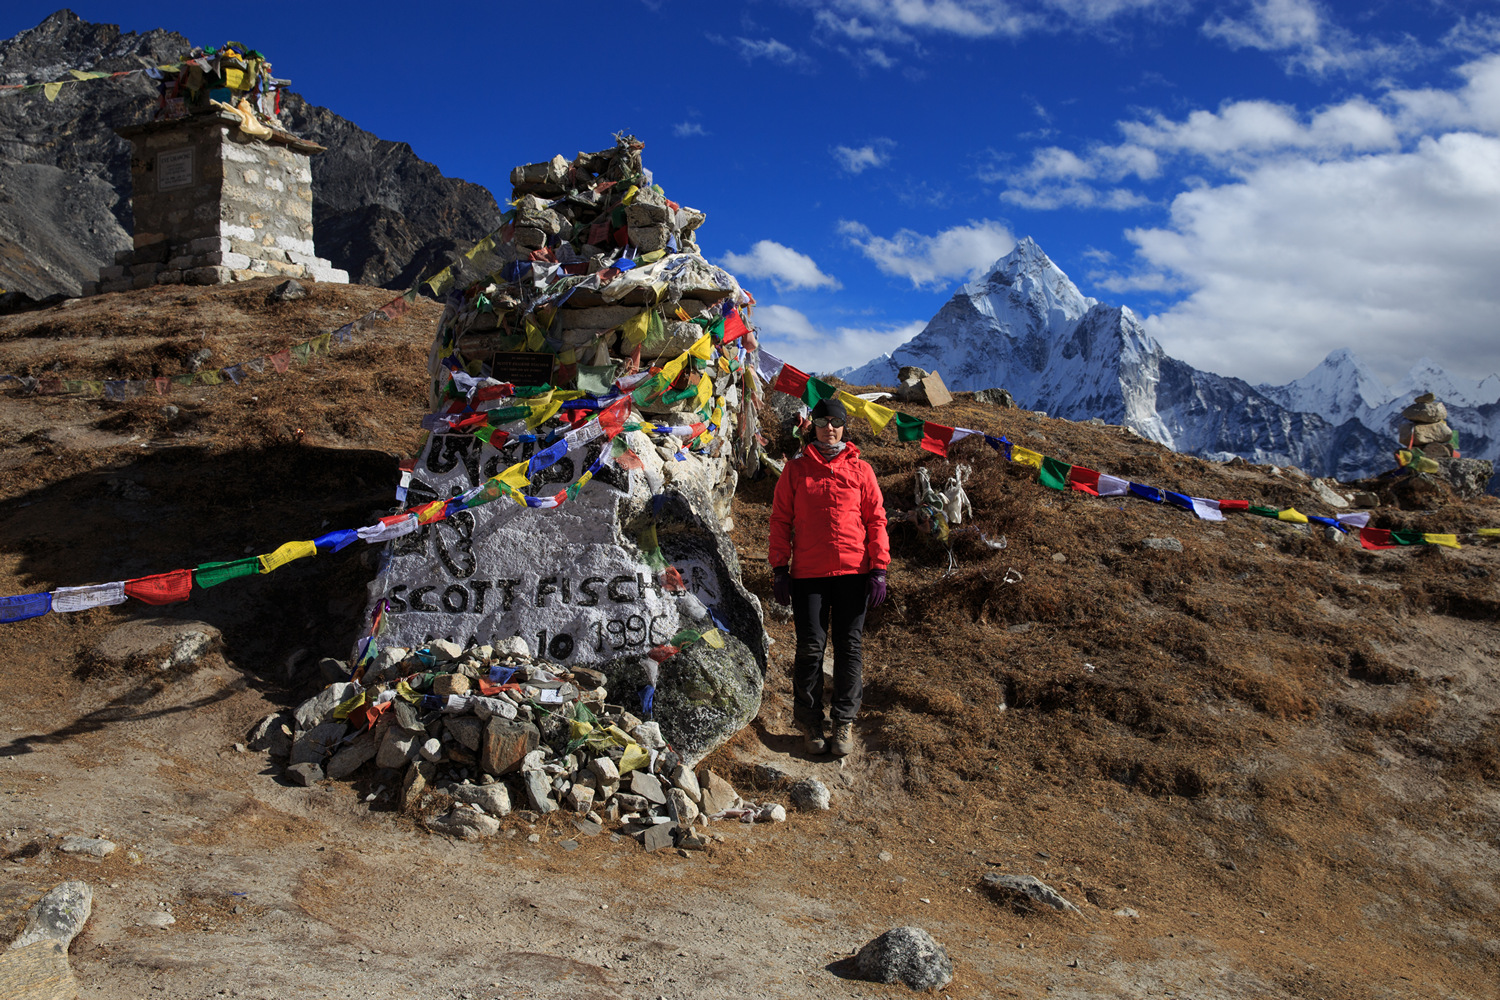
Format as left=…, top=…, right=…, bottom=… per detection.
left=769, top=442, right=890, bottom=579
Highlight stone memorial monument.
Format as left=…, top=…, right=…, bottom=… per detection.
left=85, top=46, right=348, bottom=294
left=357, top=136, right=768, bottom=761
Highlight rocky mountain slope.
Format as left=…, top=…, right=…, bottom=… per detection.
left=0, top=10, right=499, bottom=300
left=844, top=238, right=1497, bottom=487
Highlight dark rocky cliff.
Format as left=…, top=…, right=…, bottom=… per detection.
left=0, top=10, right=499, bottom=300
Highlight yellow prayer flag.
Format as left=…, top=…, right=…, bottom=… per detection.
left=1423, top=533, right=1461, bottom=548
left=659, top=350, right=691, bottom=386
left=687, top=331, right=713, bottom=360
left=526, top=396, right=563, bottom=430
left=466, top=235, right=495, bottom=261
left=258, top=539, right=317, bottom=574
left=332, top=690, right=367, bottom=722
left=498, top=461, right=532, bottom=491
left=43, top=81, right=62, bottom=101
left=618, top=742, right=649, bottom=774
left=1278, top=508, right=1309, bottom=524
left=524, top=317, right=547, bottom=352
left=1479, top=528, right=1500, bottom=537
left=395, top=680, right=419, bottom=703
left=1011, top=446, right=1044, bottom=468
left=694, top=372, right=713, bottom=409
left=701, top=629, right=725, bottom=649
left=621, top=185, right=639, bottom=205
left=621, top=309, right=651, bottom=348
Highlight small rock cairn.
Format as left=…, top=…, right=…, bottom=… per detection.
left=1397, top=392, right=1458, bottom=460
left=251, top=638, right=786, bottom=851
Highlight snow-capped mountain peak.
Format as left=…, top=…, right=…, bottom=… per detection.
left=1258, top=348, right=1392, bottom=425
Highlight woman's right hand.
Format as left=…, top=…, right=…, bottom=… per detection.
left=772, top=567, right=791, bottom=605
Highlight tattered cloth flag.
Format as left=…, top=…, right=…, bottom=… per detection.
left=920, top=423, right=955, bottom=457
left=124, top=569, right=192, bottom=606
left=51, top=582, right=127, bottom=612
left=0, top=592, right=52, bottom=622
left=194, top=558, right=261, bottom=589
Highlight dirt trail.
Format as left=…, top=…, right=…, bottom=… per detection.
left=2, top=280, right=1498, bottom=999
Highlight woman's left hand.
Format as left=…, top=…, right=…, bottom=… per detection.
left=867, top=569, right=888, bottom=608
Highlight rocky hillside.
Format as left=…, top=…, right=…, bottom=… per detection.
left=1, top=278, right=1498, bottom=997
left=0, top=10, right=499, bottom=300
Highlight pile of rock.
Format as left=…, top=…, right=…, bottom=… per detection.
left=893, top=366, right=951, bottom=407
left=252, top=638, right=786, bottom=851
left=1398, top=393, right=1458, bottom=459
left=1388, top=392, right=1495, bottom=499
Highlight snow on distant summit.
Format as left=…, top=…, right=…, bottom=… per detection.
left=842, top=238, right=1500, bottom=486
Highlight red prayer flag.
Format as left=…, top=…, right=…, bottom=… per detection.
left=1360, top=527, right=1399, bottom=550
left=154, top=377, right=170, bottom=396
left=920, top=422, right=955, bottom=457
left=471, top=384, right=514, bottom=403
left=1067, top=466, right=1101, bottom=495
left=772, top=364, right=810, bottom=398
left=599, top=396, right=631, bottom=439
left=659, top=566, right=687, bottom=592
left=648, top=644, right=680, bottom=663
left=269, top=349, right=291, bottom=374
left=1218, top=499, right=1250, bottom=511
left=722, top=309, right=749, bottom=343
left=615, top=448, right=644, bottom=470
left=124, top=569, right=193, bottom=606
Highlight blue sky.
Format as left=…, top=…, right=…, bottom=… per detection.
left=7, top=1, right=1500, bottom=387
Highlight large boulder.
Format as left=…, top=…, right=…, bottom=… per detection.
left=1437, top=458, right=1494, bottom=499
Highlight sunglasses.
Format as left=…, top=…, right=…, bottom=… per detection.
left=812, top=417, right=846, bottom=428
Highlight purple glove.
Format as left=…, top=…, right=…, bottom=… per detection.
left=772, top=567, right=791, bottom=605
left=867, top=569, right=888, bottom=608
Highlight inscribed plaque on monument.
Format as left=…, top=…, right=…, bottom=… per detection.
left=491, top=352, right=555, bottom=386
left=156, top=148, right=194, bottom=191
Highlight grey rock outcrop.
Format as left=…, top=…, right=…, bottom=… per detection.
left=855, top=926, right=954, bottom=991
left=982, top=873, right=1082, bottom=913
left=7, top=880, right=93, bottom=951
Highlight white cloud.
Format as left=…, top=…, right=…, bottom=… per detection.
left=1202, top=0, right=1423, bottom=76
left=997, top=143, right=1155, bottom=208
left=719, top=241, right=842, bottom=291
left=832, top=140, right=895, bottom=173
left=754, top=304, right=926, bottom=376
left=736, top=37, right=807, bottom=64
left=673, top=122, right=708, bottom=137
left=807, top=0, right=1185, bottom=41
left=1129, top=131, right=1500, bottom=384
left=839, top=219, right=1015, bottom=288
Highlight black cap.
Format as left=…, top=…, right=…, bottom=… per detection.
left=810, top=396, right=848, bottom=422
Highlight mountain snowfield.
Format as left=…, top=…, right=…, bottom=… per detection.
left=841, top=239, right=1500, bottom=489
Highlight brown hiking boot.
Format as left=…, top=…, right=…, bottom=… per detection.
left=798, top=720, right=826, bottom=755
left=830, top=722, right=855, bottom=757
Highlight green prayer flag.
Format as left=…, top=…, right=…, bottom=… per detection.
left=662, top=385, right=697, bottom=404
left=487, top=405, right=529, bottom=425
left=1248, top=506, right=1280, bottom=518
left=474, top=426, right=495, bottom=444
left=894, top=412, right=925, bottom=442
left=578, top=364, right=619, bottom=396
left=1390, top=530, right=1425, bottom=545
left=1039, top=457, right=1072, bottom=491
left=511, top=384, right=553, bottom=397
left=632, top=374, right=667, bottom=406
left=802, top=377, right=837, bottom=408
left=194, top=557, right=261, bottom=589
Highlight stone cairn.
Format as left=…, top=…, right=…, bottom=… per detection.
left=251, top=637, right=790, bottom=849
left=893, top=366, right=952, bottom=407
left=250, top=136, right=803, bottom=848
left=1397, top=392, right=1458, bottom=460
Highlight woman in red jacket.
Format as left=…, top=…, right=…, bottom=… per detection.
left=769, top=397, right=890, bottom=757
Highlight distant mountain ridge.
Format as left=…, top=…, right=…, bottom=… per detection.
left=843, top=238, right=1500, bottom=488
left=0, top=10, right=500, bottom=299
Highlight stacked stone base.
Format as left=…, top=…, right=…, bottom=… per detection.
left=85, top=231, right=347, bottom=295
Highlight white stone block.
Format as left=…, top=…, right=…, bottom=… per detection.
left=221, top=142, right=263, bottom=164
left=304, top=263, right=349, bottom=284
left=218, top=223, right=257, bottom=242
left=275, top=235, right=316, bottom=256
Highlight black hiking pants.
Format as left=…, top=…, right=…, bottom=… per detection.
left=790, top=573, right=869, bottom=727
